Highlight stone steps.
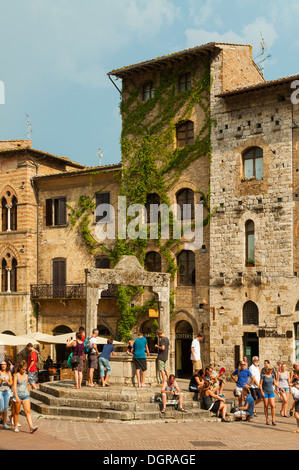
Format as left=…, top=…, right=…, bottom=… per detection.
left=30, top=380, right=235, bottom=423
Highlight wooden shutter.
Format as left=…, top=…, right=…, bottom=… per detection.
left=11, top=197, right=17, bottom=231
left=11, top=258, right=17, bottom=292
left=46, top=199, right=53, bottom=226
left=53, top=258, right=66, bottom=297
left=1, top=259, right=7, bottom=292
left=54, top=198, right=66, bottom=226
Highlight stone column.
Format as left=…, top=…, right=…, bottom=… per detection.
left=152, top=286, right=170, bottom=338
left=85, top=283, right=108, bottom=337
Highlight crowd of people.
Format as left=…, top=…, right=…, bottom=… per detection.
left=1, top=326, right=299, bottom=435
left=0, top=344, right=39, bottom=433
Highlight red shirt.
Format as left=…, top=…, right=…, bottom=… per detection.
left=28, top=351, right=38, bottom=372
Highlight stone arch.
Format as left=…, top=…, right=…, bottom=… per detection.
left=0, top=185, right=19, bottom=204
left=0, top=244, right=21, bottom=267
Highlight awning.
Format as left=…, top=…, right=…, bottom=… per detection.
left=0, top=332, right=126, bottom=346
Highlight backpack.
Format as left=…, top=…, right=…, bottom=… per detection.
left=84, top=337, right=93, bottom=355
left=32, top=350, right=44, bottom=370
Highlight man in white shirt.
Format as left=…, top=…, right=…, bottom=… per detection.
left=249, top=356, right=263, bottom=414
left=190, top=333, right=204, bottom=372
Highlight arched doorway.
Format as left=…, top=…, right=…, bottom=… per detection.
left=53, top=325, right=72, bottom=364
left=175, top=321, right=193, bottom=378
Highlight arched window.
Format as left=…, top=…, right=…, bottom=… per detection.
left=245, top=220, right=255, bottom=266
left=178, top=72, right=191, bottom=92
left=11, top=196, right=17, bottom=231
left=10, top=258, right=17, bottom=292
left=177, top=250, right=195, bottom=286
left=243, top=301, right=259, bottom=325
left=176, top=121, right=194, bottom=147
left=1, top=257, right=17, bottom=292
left=243, top=147, right=263, bottom=180
left=2, top=197, right=8, bottom=232
left=176, top=188, right=194, bottom=219
left=1, top=258, right=7, bottom=292
left=142, top=81, right=154, bottom=101
left=145, top=251, right=161, bottom=272
left=145, top=193, right=160, bottom=222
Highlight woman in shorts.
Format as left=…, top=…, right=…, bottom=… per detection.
left=259, top=365, right=282, bottom=426
left=0, top=360, right=13, bottom=429
left=12, top=360, right=38, bottom=433
left=277, top=363, right=291, bottom=417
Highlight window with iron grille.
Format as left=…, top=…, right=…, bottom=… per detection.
left=178, top=72, right=191, bottom=92
left=243, top=301, right=259, bottom=325
left=176, top=121, right=194, bottom=147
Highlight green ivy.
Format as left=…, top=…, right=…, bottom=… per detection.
left=69, top=58, right=216, bottom=341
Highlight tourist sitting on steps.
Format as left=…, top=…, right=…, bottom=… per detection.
left=161, top=374, right=185, bottom=413
left=201, top=380, right=229, bottom=422
left=189, top=368, right=205, bottom=394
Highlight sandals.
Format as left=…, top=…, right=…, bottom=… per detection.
left=178, top=408, right=186, bottom=412
left=161, top=408, right=166, bottom=413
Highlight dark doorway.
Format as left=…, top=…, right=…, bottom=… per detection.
left=175, top=321, right=193, bottom=378
left=53, top=325, right=72, bottom=364
left=243, top=332, right=259, bottom=366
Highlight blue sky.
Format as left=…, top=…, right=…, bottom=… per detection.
left=0, top=0, right=299, bottom=167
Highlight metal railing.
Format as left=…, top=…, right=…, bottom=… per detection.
left=30, top=284, right=86, bottom=299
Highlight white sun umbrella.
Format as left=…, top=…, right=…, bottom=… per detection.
left=0, top=333, right=33, bottom=346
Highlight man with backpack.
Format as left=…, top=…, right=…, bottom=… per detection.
left=86, top=329, right=99, bottom=387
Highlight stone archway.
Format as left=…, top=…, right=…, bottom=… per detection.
left=85, top=255, right=171, bottom=339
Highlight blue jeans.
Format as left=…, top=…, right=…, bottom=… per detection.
left=99, top=357, right=111, bottom=378
left=0, top=390, right=11, bottom=412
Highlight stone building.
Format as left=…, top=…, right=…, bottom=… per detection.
left=1, top=42, right=299, bottom=375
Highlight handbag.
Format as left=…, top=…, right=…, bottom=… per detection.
left=70, top=341, right=81, bottom=365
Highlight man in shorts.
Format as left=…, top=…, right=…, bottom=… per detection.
left=231, top=360, right=255, bottom=407
left=133, top=332, right=149, bottom=388
left=27, top=343, right=38, bottom=390
left=234, top=387, right=255, bottom=422
left=155, top=329, right=170, bottom=385
left=190, top=333, right=204, bottom=372
left=87, top=329, right=99, bottom=387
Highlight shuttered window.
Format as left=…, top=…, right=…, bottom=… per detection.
left=46, top=197, right=67, bottom=226
left=95, top=192, right=111, bottom=222
left=52, top=258, right=66, bottom=298
left=178, top=72, right=191, bottom=92
left=176, top=121, right=194, bottom=147
left=2, top=197, right=8, bottom=231
left=11, top=258, right=17, bottom=292
left=11, top=196, right=17, bottom=231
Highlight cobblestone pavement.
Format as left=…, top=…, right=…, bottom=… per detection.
left=0, top=382, right=298, bottom=451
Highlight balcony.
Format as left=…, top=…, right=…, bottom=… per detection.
left=30, top=283, right=117, bottom=300
left=30, top=284, right=86, bottom=300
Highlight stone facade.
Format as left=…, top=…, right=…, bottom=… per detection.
left=1, top=42, right=299, bottom=375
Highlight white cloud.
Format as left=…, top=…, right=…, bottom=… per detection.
left=185, top=17, right=278, bottom=54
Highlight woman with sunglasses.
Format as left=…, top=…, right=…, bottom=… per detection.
left=0, top=360, right=13, bottom=429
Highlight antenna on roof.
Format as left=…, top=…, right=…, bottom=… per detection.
left=98, top=148, right=103, bottom=166
left=254, top=32, right=271, bottom=77
left=26, top=114, right=32, bottom=140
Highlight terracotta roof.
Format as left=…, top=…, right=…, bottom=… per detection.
left=32, top=162, right=122, bottom=180
left=108, top=42, right=252, bottom=78
left=0, top=145, right=86, bottom=169
left=217, top=73, right=299, bottom=97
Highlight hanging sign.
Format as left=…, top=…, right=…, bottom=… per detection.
left=148, top=308, right=159, bottom=318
